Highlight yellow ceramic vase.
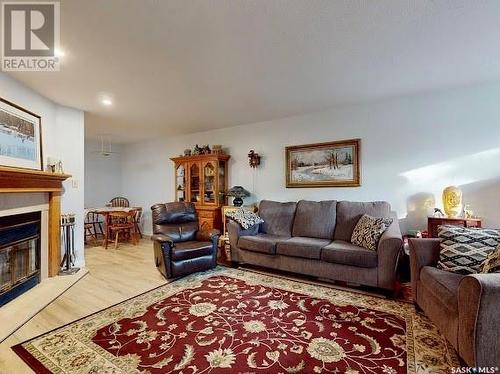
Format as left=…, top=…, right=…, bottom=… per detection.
left=442, top=186, right=463, bottom=218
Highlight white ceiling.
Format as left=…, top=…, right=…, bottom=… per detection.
left=9, top=0, right=500, bottom=143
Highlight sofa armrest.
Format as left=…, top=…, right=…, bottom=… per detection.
left=409, top=238, right=441, bottom=303
left=196, top=229, right=221, bottom=243
left=227, top=220, right=259, bottom=261
left=458, top=273, right=500, bottom=367
left=151, top=234, right=174, bottom=246
left=377, top=219, right=403, bottom=290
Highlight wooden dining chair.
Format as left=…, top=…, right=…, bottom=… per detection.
left=109, top=197, right=130, bottom=207
left=104, top=211, right=138, bottom=249
left=134, top=208, right=143, bottom=238
left=85, top=211, right=104, bottom=239
left=84, top=222, right=97, bottom=245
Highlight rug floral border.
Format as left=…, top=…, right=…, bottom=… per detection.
left=12, top=267, right=459, bottom=373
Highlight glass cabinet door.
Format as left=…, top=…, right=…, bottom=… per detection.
left=189, top=163, right=201, bottom=203
left=203, top=161, right=216, bottom=204
left=218, top=160, right=226, bottom=205
left=175, top=164, right=185, bottom=202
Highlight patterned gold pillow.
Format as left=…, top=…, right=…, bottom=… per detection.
left=351, top=214, right=393, bottom=251
left=481, top=245, right=500, bottom=273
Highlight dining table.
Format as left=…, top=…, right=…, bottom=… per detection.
left=85, top=206, right=142, bottom=247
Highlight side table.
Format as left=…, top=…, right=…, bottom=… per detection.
left=427, top=216, right=482, bottom=238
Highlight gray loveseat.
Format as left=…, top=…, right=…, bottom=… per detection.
left=228, top=200, right=402, bottom=291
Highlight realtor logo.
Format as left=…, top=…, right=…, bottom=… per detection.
left=1, top=1, right=60, bottom=71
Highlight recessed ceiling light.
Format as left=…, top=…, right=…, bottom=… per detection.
left=98, top=93, right=114, bottom=107
left=101, top=98, right=113, bottom=106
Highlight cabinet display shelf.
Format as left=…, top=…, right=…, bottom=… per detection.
left=170, top=153, right=230, bottom=231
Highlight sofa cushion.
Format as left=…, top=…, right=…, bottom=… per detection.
left=420, top=266, right=464, bottom=311
left=437, top=225, right=500, bottom=275
left=351, top=214, right=394, bottom=251
left=292, top=200, right=337, bottom=239
left=321, top=240, right=378, bottom=268
left=172, top=241, right=213, bottom=261
left=334, top=201, right=391, bottom=242
left=276, top=237, right=331, bottom=260
left=258, top=200, right=297, bottom=236
left=238, top=234, right=288, bottom=255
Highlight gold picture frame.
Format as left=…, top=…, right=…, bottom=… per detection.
left=285, top=138, right=361, bottom=188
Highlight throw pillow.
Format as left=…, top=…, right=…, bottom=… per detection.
left=437, top=226, right=500, bottom=275
left=480, top=245, right=500, bottom=273
left=226, top=208, right=264, bottom=230
left=351, top=214, right=394, bottom=251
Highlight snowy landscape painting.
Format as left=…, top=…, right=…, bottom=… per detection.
left=286, top=139, right=360, bottom=187
left=0, top=98, right=42, bottom=170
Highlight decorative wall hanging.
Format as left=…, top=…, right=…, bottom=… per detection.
left=0, top=98, right=42, bottom=170
left=285, top=138, right=360, bottom=188
left=248, top=150, right=261, bottom=168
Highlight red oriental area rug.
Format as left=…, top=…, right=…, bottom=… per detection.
left=13, top=268, right=458, bottom=373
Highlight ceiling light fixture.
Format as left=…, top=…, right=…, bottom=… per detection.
left=93, top=135, right=119, bottom=157
left=98, top=92, right=114, bottom=107
left=101, top=98, right=113, bottom=106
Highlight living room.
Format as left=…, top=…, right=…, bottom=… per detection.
left=1, top=1, right=499, bottom=373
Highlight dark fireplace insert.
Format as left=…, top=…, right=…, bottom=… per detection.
left=0, top=211, right=41, bottom=307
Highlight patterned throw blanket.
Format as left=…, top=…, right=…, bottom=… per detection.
left=226, top=208, right=264, bottom=229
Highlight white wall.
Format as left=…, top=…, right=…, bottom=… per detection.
left=84, top=140, right=122, bottom=207
left=0, top=73, right=86, bottom=267
left=121, top=81, right=500, bottom=236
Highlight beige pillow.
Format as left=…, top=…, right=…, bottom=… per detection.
left=351, top=214, right=393, bottom=251
left=481, top=245, right=500, bottom=273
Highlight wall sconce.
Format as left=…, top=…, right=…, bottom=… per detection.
left=248, top=150, right=261, bottom=168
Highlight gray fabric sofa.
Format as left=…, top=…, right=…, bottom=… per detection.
left=228, top=200, right=403, bottom=291
left=409, top=238, right=500, bottom=367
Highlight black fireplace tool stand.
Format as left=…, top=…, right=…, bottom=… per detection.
left=59, top=214, right=80, bottom=275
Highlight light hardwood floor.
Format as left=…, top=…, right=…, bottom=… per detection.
left=0, top=239, right=166, bottom=373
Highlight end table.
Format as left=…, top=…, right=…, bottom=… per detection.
left=427, top=216, right=482, bottom=238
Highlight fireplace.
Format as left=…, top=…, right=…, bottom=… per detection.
left=0, top=211, right=41, bottom=307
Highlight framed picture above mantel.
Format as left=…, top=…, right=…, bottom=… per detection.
left=0, top=98, right=43, bottom=171
left=285, top=138, right=361, bottom=188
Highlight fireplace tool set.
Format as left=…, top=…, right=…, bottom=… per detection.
left=59, top=214, right=80, bottom=275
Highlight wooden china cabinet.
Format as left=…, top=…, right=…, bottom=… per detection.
left=170, top=153, right=230, bottom=231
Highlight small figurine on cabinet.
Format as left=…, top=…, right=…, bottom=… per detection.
left=248, top=150, right=261, bottom=168
left=193, top=144, right=203, bottom=155
left=184, top=149, right=192, bottom=156
left=212, top=144, right=223, bottom=154
left=202, top=145, right=211, bottom=154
